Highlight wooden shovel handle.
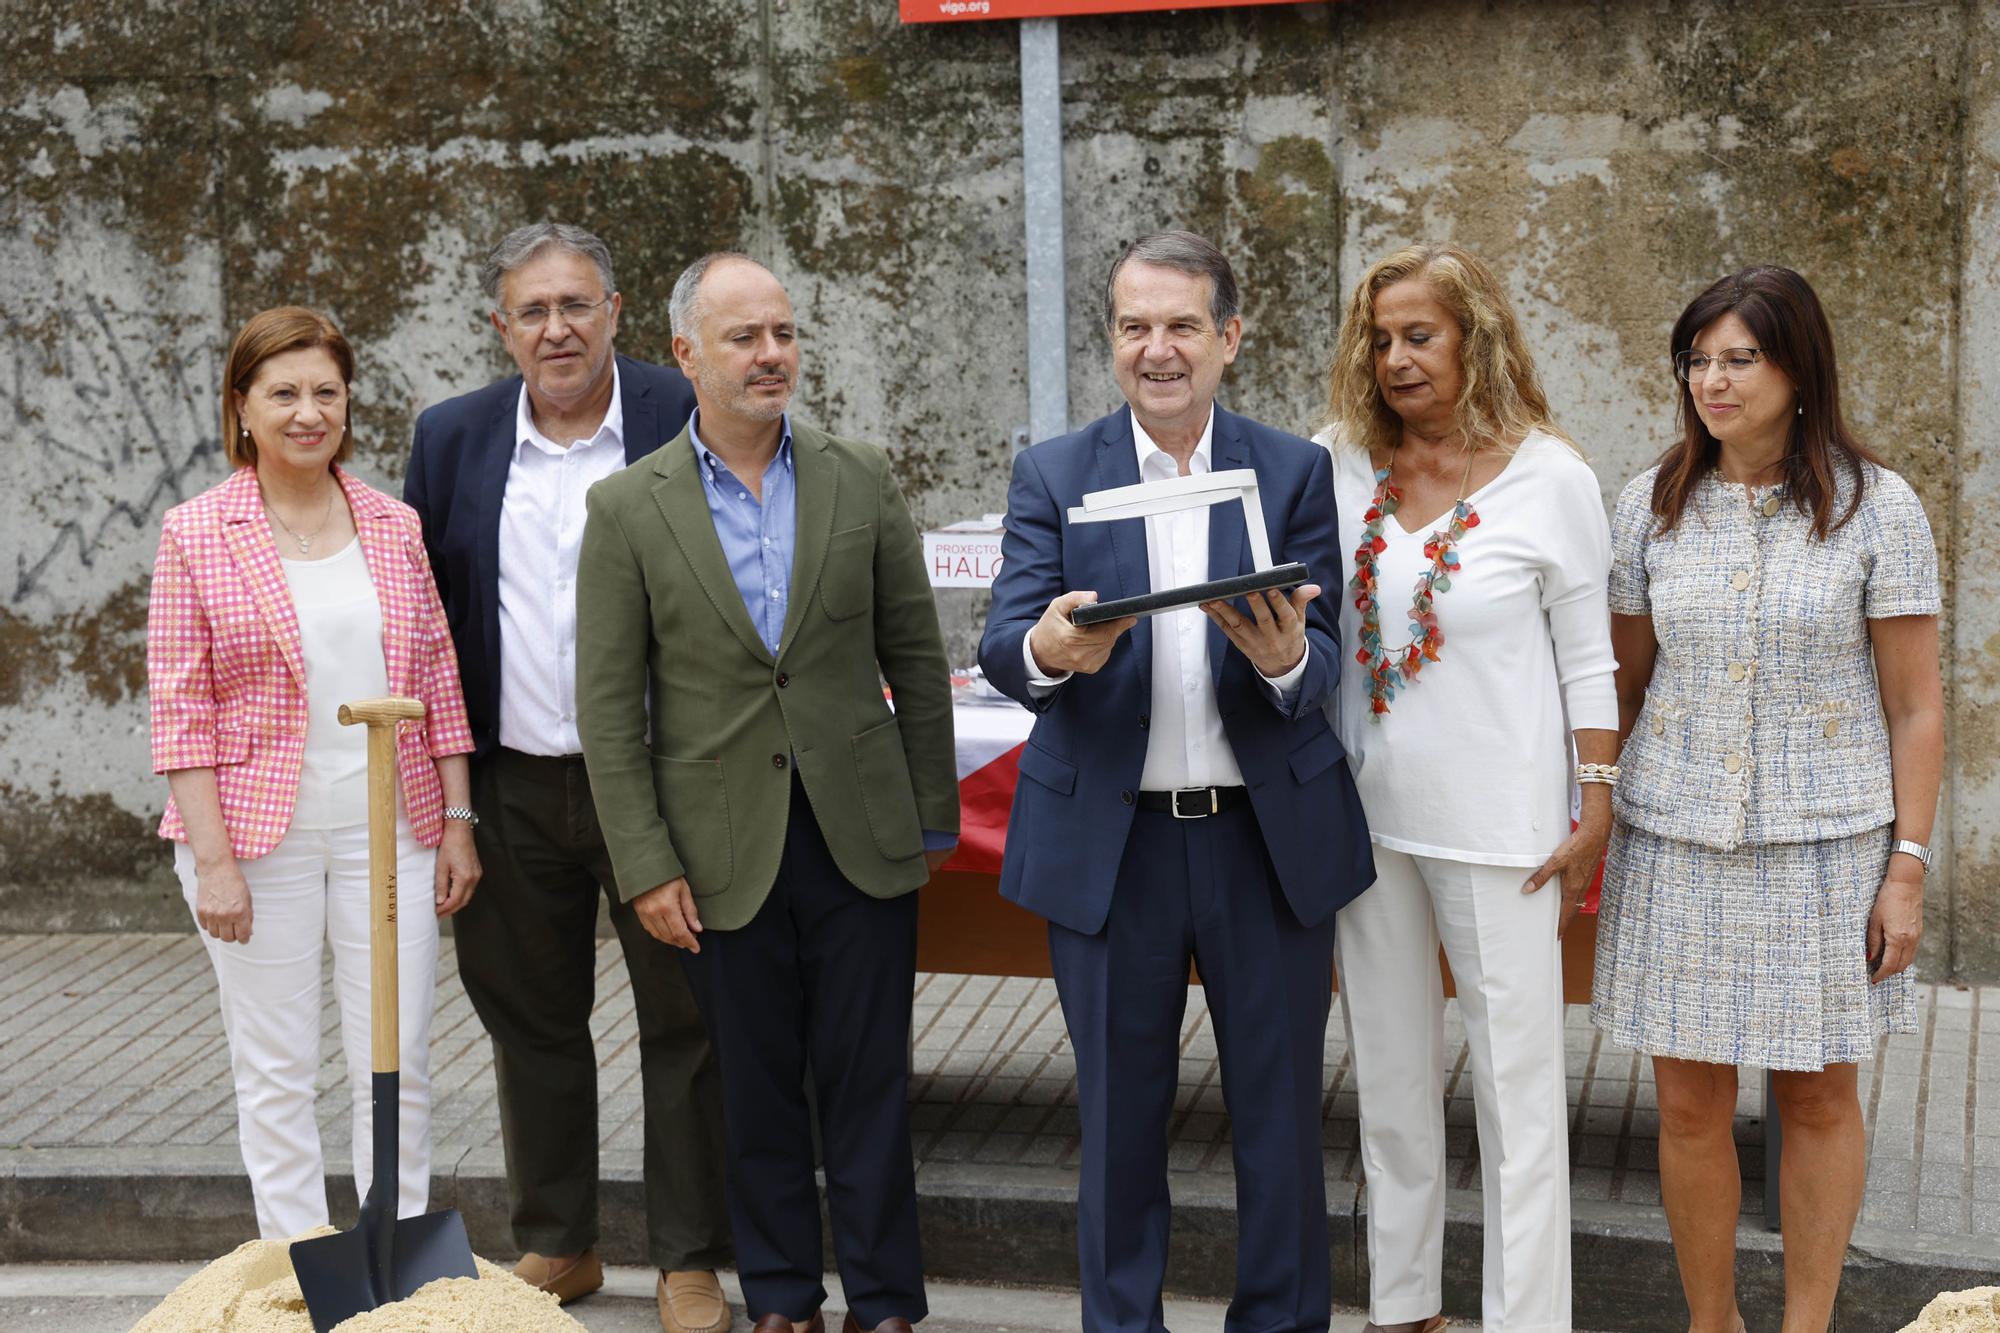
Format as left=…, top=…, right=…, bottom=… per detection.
left=337, top=698, right=427, bottom=727
left=339, top=696, right=426, bottom=1072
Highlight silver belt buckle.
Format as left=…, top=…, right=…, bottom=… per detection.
left=1171, top=786, right=1217, bottom=819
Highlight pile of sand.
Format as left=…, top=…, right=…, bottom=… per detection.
left=131, top=1229, right=584, bottom=1332
left=1901, top=1287, right=2000, bottom=1333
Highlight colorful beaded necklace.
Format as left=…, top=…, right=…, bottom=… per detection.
left=1348, top=446, right=1481, bottom=719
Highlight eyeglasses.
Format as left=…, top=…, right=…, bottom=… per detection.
left=502, top=296, right=613, bottom=330
left=1674, top=347, right=1766, bottom=382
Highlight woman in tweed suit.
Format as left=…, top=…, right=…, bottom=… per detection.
left=1593, top=267, right=1943, bottom=1332
left=147, top=307, right=481, bottom=1238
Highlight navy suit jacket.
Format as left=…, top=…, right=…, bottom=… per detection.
left=404, top=354, right=698, bottom=758
left=977, top=405, right=1375, bottom=936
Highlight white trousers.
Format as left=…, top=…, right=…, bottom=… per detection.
left=1334, top=847, right=1572, bottom=1332
left=176, top=817, right=439, bottom=1239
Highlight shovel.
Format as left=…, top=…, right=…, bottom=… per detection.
left=292, top=696, right=478, bottom=1331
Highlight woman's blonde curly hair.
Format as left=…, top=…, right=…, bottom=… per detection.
left=1321, top=242, right=1576, bottom=457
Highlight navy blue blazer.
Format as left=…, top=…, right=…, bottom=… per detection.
left=977, top=405, right=1375, bottom=935
left=404, top=354, right=698, bottom=758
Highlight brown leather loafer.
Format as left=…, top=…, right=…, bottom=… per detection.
left=752, top=1313, right=825, bottom=1333
left=841, top=1314, right=916, bottom=1333
left=658, top=1268, right=731, bottom=1333
left=512, top=1249, right=604, bottom=1304
left=1360, top=1318, right=1446, bottom=1333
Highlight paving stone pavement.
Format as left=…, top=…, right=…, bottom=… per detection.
left=0, top=933, right=1992, bottom=1248
left=0, top=1263, right=1520, bottom=1332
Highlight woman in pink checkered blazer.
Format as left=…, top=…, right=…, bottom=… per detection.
left=146, top=307, right=480, bottom=1240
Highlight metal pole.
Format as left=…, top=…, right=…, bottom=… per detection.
left=1019, top=17, right=1069, bottom=448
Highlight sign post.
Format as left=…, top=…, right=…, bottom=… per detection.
left=900, top=0, right=1314, bottom=455
left=1020, top=17, right=1069, bottom=450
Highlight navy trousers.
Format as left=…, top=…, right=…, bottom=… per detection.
left=1049, top=802, right=1336, bottom=1333
left=679, top=778, right=926, bottom=1328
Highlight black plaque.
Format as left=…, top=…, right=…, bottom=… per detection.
left=1068, top=563, right=1310, bottom=626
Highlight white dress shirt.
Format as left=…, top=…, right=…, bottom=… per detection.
left=1025, top=407, right=1305, bottom=790
left=496, top=363, right=627, bottom=756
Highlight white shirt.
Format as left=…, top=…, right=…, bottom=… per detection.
left=1318, top=429, right=1618, bottom=865
left=1026, top=408, right=1305, bottom=790
left=281, top=538, right=389, bottom=829
left=497, top=363, right=627, bottom=755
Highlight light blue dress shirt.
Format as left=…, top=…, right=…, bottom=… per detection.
left=689, top=410, right=796, bottom=655
left=688, top=410, right=954, bottom=853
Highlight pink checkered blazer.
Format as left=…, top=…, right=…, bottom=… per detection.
left=148, top=464, right=476, bottom=858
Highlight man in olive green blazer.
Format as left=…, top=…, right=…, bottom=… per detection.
left=575, top=252, right=955, bottom=1333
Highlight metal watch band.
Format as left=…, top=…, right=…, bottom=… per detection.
left=442, top=805, right=480, bottom=828
left=1891, top=838, right=1933, bottom=872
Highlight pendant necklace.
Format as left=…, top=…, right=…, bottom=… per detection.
left=263, top=482, right=337, bottom=556
left=1348, top=444, right=1481, bottom=719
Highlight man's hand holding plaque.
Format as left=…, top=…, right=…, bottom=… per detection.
left=1028, top=590, right=1137, bottom=677
left=1200, top=582, right=1322, bottom=680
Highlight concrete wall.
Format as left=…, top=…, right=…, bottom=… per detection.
left=2, top=0, right=1991, bottom=976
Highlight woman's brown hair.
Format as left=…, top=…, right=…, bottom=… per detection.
left=1321, top=242, right=1576, bottom=457
left=1652, top=265, right=1880, bottom=538
left=220, top=307, right=357, bottom=468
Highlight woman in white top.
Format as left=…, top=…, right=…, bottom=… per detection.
left=1315, top=244, right=1618, bottom=1333
left=147, top=307, right=480, bottom=1238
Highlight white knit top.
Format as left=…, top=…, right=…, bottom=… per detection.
left=1316, top=429, right=1618, bottom=867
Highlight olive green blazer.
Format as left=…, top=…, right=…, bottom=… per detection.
left=574, top=419, right=958, bottom=930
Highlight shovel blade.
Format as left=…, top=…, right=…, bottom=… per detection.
left=291, top=1207, right=478, bottom=1332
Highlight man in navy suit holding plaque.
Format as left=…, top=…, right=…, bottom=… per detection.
left=979, top=231, right=1374, bottom=1333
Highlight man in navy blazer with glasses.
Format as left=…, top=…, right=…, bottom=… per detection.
left=979, top=231, right=1374, bottom=1333
left=405, top=222, right=732, bottom=1333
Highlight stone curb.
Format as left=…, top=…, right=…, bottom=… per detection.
left=4, top=1152, right=1993, bottom=1328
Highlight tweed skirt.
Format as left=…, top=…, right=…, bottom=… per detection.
left=1590, top=822, right=1916, bottom=1071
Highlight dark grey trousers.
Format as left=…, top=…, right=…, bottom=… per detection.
left=457, top=748, right=732, bottom=1269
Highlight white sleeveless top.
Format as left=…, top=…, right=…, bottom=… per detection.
left=281, top=538, right=389, bottom=829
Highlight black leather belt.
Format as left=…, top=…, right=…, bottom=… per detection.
left=495, top=748, right=587, bottom=767
left=1136, top=786, right=1249, bottom=819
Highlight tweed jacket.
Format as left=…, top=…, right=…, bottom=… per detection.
left=1609, top=461, right=1939, bottom=851
left=148, top=464, right=476, bottom=858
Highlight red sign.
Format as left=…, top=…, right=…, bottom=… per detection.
left=901, top=0, right=1303, bottom=22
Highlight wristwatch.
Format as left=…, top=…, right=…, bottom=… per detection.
left=443, top=805, right=480, bottom=829
left=1891, top=839, right=1933, bottom=873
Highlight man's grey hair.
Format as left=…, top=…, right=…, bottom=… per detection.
left=480, top=222, right=617, bottom=304
left=669, top=250, right=758, bottom=345
left=1101, top=230, right=1241, bottom=333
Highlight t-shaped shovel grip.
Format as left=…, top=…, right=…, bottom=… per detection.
left=339, top=697, right=426, bottom=1073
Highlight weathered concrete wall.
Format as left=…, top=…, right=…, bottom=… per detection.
left=2, top=0, right=1992, bottom=976
left=1953, top=0, right=2000, bottom=982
